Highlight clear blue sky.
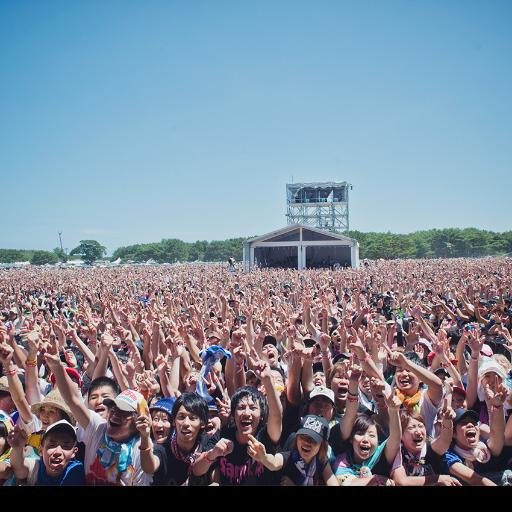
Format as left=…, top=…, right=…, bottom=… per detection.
left=1, top=0, right=511, bottom=255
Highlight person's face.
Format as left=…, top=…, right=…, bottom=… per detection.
left=452, top=392, right=466, bottom=410
left=395, top=367, right=420, bottom=394
left=64, top=349, right=77, bottom=368
left=308, top=397, right=334, bottom=421
left=41, top=432, right=77, bottom=477
left=0, top=393, right=15, bottom=414
left=88, top=385, right=116, bottom=419
left=234, top=396, right=261, bottom=437
left=359, top=375, right=371, bottom=395
left=313, top=371, right=326, bottom=387
left=39, top=405, right=64, bottom=430
left=402, top=418, right=426, bottom=453
left=206, top=410, right=221, bottom=437
left=481, top=372, right=500, bottom=389
left=352, top=424, right=378, bottom=463
left=174, top=405, right=204, bottom=445
left=151, top=410, right=172, bottom=444
left=330, top=368, right=349, bottom=402
left=262, top=344, right=279, bottom=366
left=106, top=406, right=137, bottom=442
left=454, top=418, right=480, bottom=449
left=296, top=434, right=321, bottom=463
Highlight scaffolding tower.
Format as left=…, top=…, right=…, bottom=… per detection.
left=286, top=181, right=352, bottom=233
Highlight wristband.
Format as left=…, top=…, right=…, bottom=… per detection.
left=25, top=359, right=38, bottom=368
left=347, top=396, right=358, bottom=403
left=139, top=445, right=152, bottom=452
left=6, top=366, right=18, bottom=376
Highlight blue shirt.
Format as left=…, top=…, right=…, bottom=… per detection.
left=36, top=459, right=85, bottom=486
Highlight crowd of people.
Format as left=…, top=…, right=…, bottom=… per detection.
left=1, top=256, right=512, bottom=486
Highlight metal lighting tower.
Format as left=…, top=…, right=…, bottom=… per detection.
left=286, top=181, right=352, bottom=233
left=58, top=231, right=64, bottom=254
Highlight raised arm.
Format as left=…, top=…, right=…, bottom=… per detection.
left=45, top=349, right=91, bottom=429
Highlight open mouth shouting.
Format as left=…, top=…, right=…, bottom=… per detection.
left=357, top=442, right=372, bottom=460
left=239, top=418, right=254, bottom=433
left=411, top=434, right=425, bottom=449
left=336, top=384, right=348, bottom=400
left=464, top=428, right=478, bottom=446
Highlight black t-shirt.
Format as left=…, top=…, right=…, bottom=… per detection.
left=206, top=425, right=280, bottom=485
left=152, top=436, right=209, bottom=486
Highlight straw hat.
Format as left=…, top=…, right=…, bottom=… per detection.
left=31, top=389, right=75, bottom=425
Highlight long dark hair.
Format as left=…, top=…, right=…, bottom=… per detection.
left=230, top=386, right=268, bottom=430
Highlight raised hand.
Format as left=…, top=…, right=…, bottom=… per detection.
left=247, top=434, right=266, bottom=462
left=210, top=437, right=234, bottom=459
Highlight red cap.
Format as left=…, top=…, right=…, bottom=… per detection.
left=50, top=367, right=82, bottom=388
left=453, top=386, right=467, bottom=397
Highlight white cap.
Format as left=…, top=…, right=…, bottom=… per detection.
left=478, top=359, right=507, bottom=380
left=309, top=386, right=335, bottom=405
left=43, top=419, right=77, bottom=440
left=417, top=338, right=433, bottom=352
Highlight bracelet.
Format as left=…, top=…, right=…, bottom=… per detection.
left=347, top=396, right=359, bottom=403
left=206, top=451, right=216, bottom=463
left=347, top=389, right=358, bottom=397
left=138, top=445, right=152, bottom=452
left=25, top=360, right=38, bottom=368
left=6, top=366, right=18, bottom=376
left=471, top=356, right=479, bottom=361
left=491, top=405, right=504, bottom=410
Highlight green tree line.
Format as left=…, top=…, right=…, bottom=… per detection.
left=111, top=238, right=246, bottom=263
left=348, top=228, right=512, bottom=260
left=1, top=228, right=511, bottom=265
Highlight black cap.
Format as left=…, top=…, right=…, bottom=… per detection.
left=312, top=362, right=324, bottom=374
left=332, top=352, right=351, bottom=364
left=303, top=338, right=317, bottom=348
left=296, top=415, right=329, bottom=444
left=433, top=367, right=450, bottom=378
left=263, top=335, right=277, bottom=347
left=453, top=408, right=479, bottom=425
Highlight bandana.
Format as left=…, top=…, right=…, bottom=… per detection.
left=453, top=441, right=491, bottom=466
left=97, top=432, right=137, bottom=473
left=170, top=430, right=201, bottom=474
left=334, top=440, right=387, bottom=478
left=395, top=389, right=422, bottom=412
left=400, top=443, right=433, bottom=476
left=291, top=449, right=317, bottom=486
left=196, top=345, right=231, bottom=404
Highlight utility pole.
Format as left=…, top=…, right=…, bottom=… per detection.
left=58, top=231, right=64, bottom=258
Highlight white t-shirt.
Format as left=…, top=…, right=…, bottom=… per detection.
left=77, top=410, right=152, bottom=486
left=419, top=389, right=441, bottom=438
